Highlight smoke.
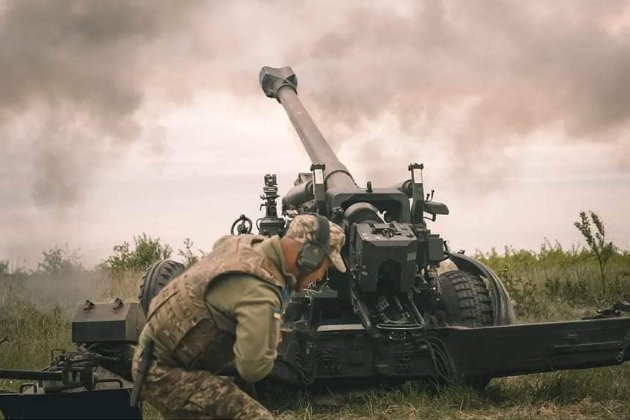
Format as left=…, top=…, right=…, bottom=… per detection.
left=3, top=1, right=629, bottom=204
left=1, top=1, right=629, bottom=263
left=285, top=1, right=630, bottom=182
left=0, top=0, right=200, bottom=209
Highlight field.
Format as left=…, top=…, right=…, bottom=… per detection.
left=1, top=242, right=629, bottom=419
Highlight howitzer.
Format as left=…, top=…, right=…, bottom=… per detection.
left=251, top=66, right=630, bottom=387
left=259, top=66, right=514, bottom=330
left=129, top=67, right=630, bottom=389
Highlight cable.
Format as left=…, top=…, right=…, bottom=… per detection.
left=415, top=336, right=456, bottom=386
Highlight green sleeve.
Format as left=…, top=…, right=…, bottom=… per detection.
left=205, top=274, right=283, bottom=383
left=232, top=279, right=283, bottom=382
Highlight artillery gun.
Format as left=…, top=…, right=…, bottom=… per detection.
left=248, top=66, right=630, bottom=387
left=139, top=66, right=630, bottom=389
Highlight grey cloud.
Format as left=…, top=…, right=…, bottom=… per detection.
left=1, top=0, right=629, bottom=261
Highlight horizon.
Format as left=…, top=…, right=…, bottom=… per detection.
left=1, top=2, right=629, bottom=268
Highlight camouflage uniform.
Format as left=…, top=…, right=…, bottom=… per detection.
left=133, top=215, right=345, bottom=419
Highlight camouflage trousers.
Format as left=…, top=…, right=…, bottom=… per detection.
left=136, top=359, right=273, bottom=419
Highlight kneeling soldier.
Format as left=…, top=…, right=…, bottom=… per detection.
left=132, top=214, right=346, bottom=418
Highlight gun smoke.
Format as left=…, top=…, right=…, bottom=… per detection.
left=1, top=0, right=629, bottom=265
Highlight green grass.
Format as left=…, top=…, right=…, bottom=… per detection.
left=1, top=243, right=629, bottom=418
left=476, top=242, right=630, bottom=322
left=270, top=366, right=630, bottom=419
left=0, top=280, right=73, bottom=393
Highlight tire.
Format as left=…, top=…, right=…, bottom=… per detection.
left=439, top=270, right=493, bottom=328
left=138, top=259, right=185, bottom=315
left=439, top=269, right=494, bottom=389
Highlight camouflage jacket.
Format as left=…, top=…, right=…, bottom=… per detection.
left=140, top=235, right=295, bottom=382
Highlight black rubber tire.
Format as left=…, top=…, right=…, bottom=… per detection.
left=138, top=259, right=185, bottom=315
left=439, top=269, right=494, bottom=389
left=439, top=270, right=493, bottom=328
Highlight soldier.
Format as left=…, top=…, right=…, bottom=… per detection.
left=132, top=214, right=346, bottom=418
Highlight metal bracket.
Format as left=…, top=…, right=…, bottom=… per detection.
left=617, top=328, right=630, bottom=363
left=311, top=163, right=327, bottom=215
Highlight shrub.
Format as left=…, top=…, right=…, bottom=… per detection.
left=178, top=238, right=204, bottom=268
left=102, top=233, right=172, bottom=274
left=37, top=245, right=83, bottom=278
left=0, top=260, right=9, bottom=277
left=574, top=211, right=616, bottom=293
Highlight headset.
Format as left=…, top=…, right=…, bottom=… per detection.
left=295, top=214, right=330, bottom=273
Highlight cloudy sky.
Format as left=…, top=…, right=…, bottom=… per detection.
left=1, top=0, right=629, bottom=268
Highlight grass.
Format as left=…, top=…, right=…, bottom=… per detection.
left=1, top=242, right=629, bottom=418
left=475, top=242, right=630, bottom=322
left=274, top=367, right=630, bottom=419
left=0, top=270, right=142, bottom=393
left=0, top=299, right=71, bottom=381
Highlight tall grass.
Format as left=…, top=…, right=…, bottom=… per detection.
left=0, top=268, right=142, bottom=393
left=0, top=280, right=72, bottom=393
left=476, top=241, right=630, bottom=321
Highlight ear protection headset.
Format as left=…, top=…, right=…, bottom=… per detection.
left=295, top=214, right=330, bottom=273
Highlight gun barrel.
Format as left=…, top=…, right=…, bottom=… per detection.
left=260, top=66, right=358, bottom=192
left=0, top=369, right=63, bottom=381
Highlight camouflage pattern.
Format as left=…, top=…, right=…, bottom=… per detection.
left=285, top=214, right=347, bottom=272
left=146, top=235, right=283, bottom=370
left=134, top=234, right=286, bottom=418
left=133, top=351, right=272, bottom=419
